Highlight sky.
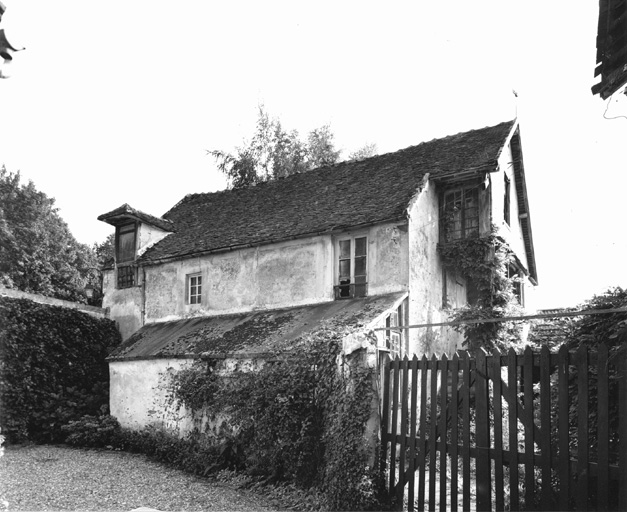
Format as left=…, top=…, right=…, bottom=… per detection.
left=0, top=1, right=625, bottom=310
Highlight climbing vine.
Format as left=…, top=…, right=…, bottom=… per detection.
left=438, top=230, right=525, bottom=353
left=165, top=326, right=385, bottom=511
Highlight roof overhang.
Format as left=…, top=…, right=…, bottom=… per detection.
left=98, top=203, right=175, bottom=232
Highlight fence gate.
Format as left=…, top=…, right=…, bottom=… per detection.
left=380, top=345, right=627, bottom=511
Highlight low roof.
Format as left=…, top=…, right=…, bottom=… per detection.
left=107, top=292, right=405, bottom=361
left=136, top=121, right=516, bottom=264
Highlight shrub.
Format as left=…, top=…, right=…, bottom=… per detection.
left=62, top=414, right=121, bottom=448
left=0, top=296, right=121, bottom=443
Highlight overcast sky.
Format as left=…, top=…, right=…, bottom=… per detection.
left=0, top=1, right=625, bottom=310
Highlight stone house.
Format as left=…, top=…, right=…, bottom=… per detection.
left=100, top=119, right=537, bottom=431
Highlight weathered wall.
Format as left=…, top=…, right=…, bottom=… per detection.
left=407, top=180, right=448, bottom=356
left=137, top=223, right=171, bottom=258
left=141, top=224, right=408, bottom=324
left=101, top=269, right=143, bottom=340
left=109, top=358, right=195, bottom=433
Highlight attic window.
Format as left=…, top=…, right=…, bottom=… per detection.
left=442, top=187, right=479, bottom=241
left=116, top=223, right=137, bottom=263
left=334, top=236, right=367, bottom=299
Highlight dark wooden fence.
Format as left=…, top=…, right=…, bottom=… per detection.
left=380, top=344, right=627, bottom=511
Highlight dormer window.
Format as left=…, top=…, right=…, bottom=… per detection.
left=116, top=223, right=137, bottom=289
left=442, top=187, right=479, bottom=242
left=116, top=223, right=137, bottom=263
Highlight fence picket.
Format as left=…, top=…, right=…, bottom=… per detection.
left=508, top=348, right=520, bottom=511
left=428, top=355, right=438, bottom=511
left=540, top=345, right=552, bottom=511
left=397, top=357, right=409, bottom=506
left=475, top=349, right=491, bottom=511
left=380, top=354, right=391, bottom=484
left=597, top=343, right=609, bottom=512
left=523, top=347, right=535, bottom=510
left=389, top=358, right=400, bottom=494
left=450, top=353, right=459, bottom=512
left=417, top=355, right=428, bottom=511
left=461, top=351, right=471, bottom=512
left=491, top=351, right=504, bottom=512
left=407, top=355, right=419, bottom=512
left=576, top=344, right=589, bottom=511
left=557, top=344, right=570, bottom=511
left=439, top=355, right=448, bottom=512
left=619, top=356, right=627, bottom=510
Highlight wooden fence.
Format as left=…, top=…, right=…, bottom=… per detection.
left=380, top=344, right=627, bottom=511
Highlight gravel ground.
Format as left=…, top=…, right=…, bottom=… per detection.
left=0, top=444, right=278, bottom=512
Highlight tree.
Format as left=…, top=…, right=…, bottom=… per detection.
left=209, top=106, right=375, bottom=189
left=348, top=143, right=378, bottom=162
left=0, top=166, right=99, bottom=303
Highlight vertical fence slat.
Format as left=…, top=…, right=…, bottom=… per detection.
left=397, top=357, right=409, bottom=508
left=428, top=355, right=438, bottom=512
left=523, top=346, right=535, bottom=511
left=492, top=352, right=504, bottom=512
left=450, top=353, right=459, bottom=512
left=380, top=354, right=391, bottom=488
left=462, top=351, right=471, bottom=512
left=557, top=344, right=569, bottom=511
left=540, top=345, right=552, bottom=511
left=439, top=355, right=448, bottom=512
left=576, top=344, right=589, bottom=511
left=597, top=343, right=609, bottom=512
left=407, top=355, right=419, bottom=512
left=417, top=355, right=428, bottom=511
left=508, top=348, right=520, bottom=511
left=619, top=356, right=627, bottom=510
left=389, top=358, right=400, bottom=494
left=475, top=349, right=491, bottom=512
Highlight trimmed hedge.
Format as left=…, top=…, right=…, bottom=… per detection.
left=0, top=296, right=120, bottom=443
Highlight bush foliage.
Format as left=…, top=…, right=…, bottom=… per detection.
left=166, top=327, right=385, bottom=511
left=0, top=296, right=121, bottom=442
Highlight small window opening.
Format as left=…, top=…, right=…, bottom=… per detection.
left=188, top=274, right=202, bottom=304
left=117, top=265, right=136, bottom=289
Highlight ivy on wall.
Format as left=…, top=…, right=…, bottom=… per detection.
left=165, top=326, right=385, bottom=511
left=0, top=296, right=121, bottom=442
left=438, top=231, right=525, bottom=353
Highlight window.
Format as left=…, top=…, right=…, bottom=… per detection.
left=117, top=265, right=136, bottom=289
left=187, top=273, right=202, bottom=304
left=335, top=236, right=367, bottom=299
left=504, top=175, right=511, bottom=225
left=384, top=303, right=407, bottom=358
left=116, top=223, right=137, bottom=263
left=442, top=187, right=479, bottom=241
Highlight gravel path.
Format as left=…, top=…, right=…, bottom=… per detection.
left=0, top=445, right=278, bottom=511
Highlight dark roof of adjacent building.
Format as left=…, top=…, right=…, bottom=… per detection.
left=136, top=120, right=516, bottom=264
left=592, top=0, right=627, bottom=98
left=107, top=292, right=405, bottom=361
left=98, top=203, right=175, bottom=232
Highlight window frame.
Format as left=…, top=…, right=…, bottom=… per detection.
left=334, top=234, right=368, bottom=299
left=441, top=186, right=480, bottom=242
left=116, top=264, right=136, bottom=289
left=187, top=273, right=203, bottom=305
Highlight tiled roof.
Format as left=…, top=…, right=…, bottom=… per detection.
left=139, top=120, right=515, bottom=263
left=98, top=203, right=175, bottom=232
left=107, top=292, right=405, bottom=360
